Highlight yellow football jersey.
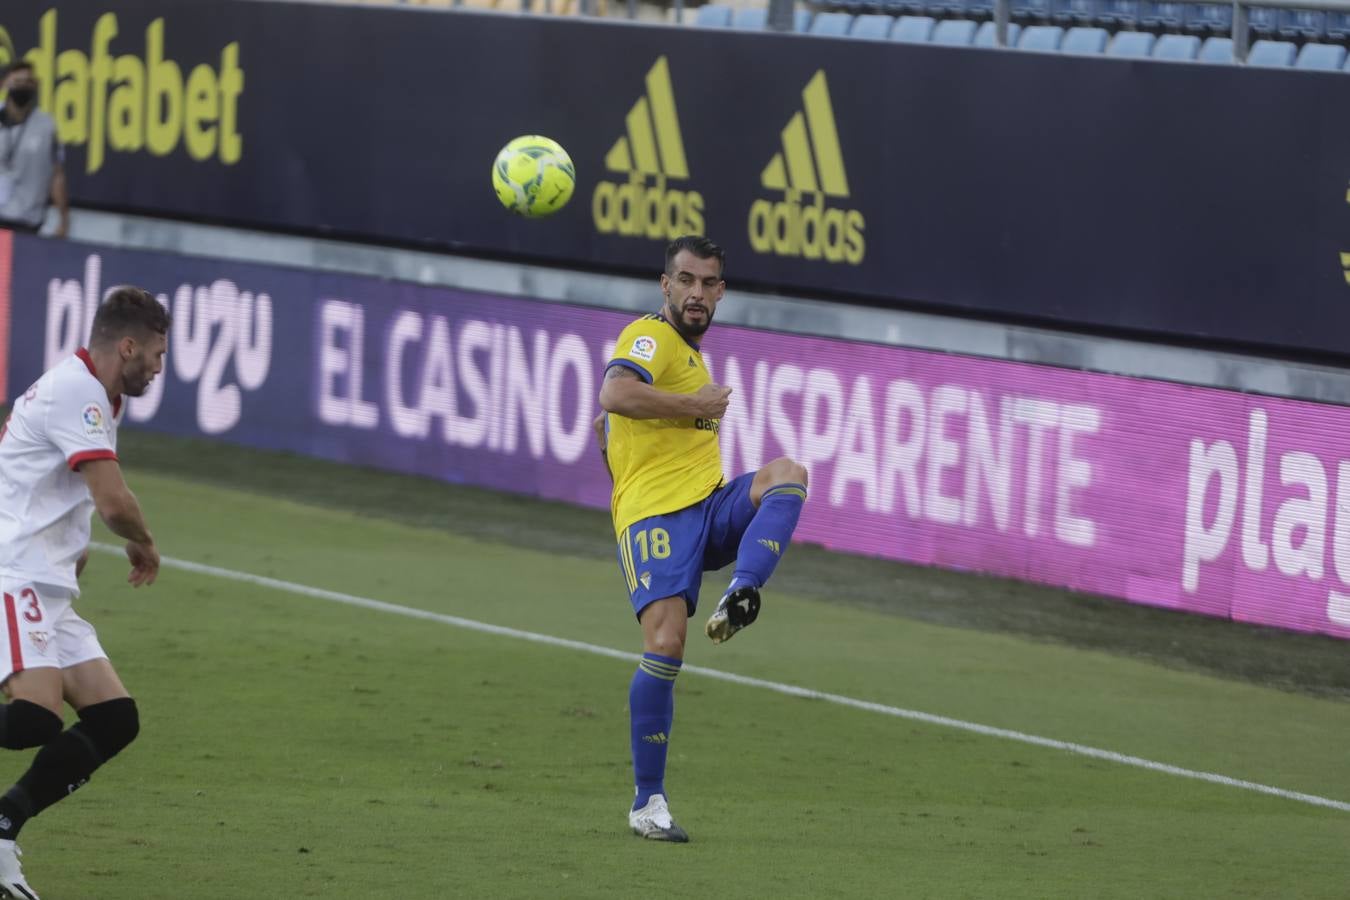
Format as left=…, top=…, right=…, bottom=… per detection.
left=605, top=314, right=725, bottom=537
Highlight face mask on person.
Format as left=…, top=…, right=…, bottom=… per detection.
left=7, top=88, right=35, bottom=108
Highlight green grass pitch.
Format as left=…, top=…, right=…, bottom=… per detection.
left=4, top=431, right=1347, bottom=899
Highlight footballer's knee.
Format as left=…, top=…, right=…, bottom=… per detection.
left=0, top=700, right=64, bottom=749
left=76, top=697, right=139, bottom=760
left=756, top=457, right=809, bottom=496
left=647, top=631, right=685, bottom=660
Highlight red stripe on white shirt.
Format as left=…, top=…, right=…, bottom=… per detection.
left=67, top=449, right=118, bottom=471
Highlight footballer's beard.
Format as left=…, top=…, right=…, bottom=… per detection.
left=121, top=363, right=155, bottom=397
left=666, top=297, right=713, bottom=339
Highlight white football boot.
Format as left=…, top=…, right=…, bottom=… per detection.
left=628, top=794, right=689, bottom=843
left=0, top=840, right=39, bottom=899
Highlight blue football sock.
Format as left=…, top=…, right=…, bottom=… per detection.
left=630, top=652, right=681, bottom=810
left=729, top=482, right=807, bottom=593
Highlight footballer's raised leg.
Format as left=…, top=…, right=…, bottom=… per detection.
left=706, top=458, right=808, bottom=644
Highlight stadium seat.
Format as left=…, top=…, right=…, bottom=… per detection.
left=693, top=3, right=732, bottom=26
left=926, top=0, right=967, bottom=17
left=1152, top=33, right=1200, bottom=59
left=1106, top=31, right=1155, bottom=56
left=1295, top=42, right=1347, bottom=69
left=1246, top=6, right=1279, bottom=35
left=731, top=7, right=765, bottom=28
left=1097, top=0, right=1139, bottom=26
left=1198, top=36, right=1234, bottom=62
left=1278, top=9, right=1326, bottom=38
left=1326, top=12, right=1350, bottom=39
left=891, top=14, right=936, bottom=40
left=853, top=13, right=898, bottom=37
left=973, top=20, right=1021, bottom=45
left=809, top=11, right=854, bottom=34
left=1139, top=0, right=1184, bottom=28
left=1050, top=0, right=1099, bottom=24
left=964, top=0, right=998, bottom=16
left=883, top=0, right=930, bottom=15
left=730, top=7, right=814, bottom=30
left=1018, top=24, right=1065, bottom=50
left=1247, top=39, right=1297, bottom=65
left=1062, top=25, right=1108, bottom=52
left=1009, top=0, right=1052, bottom=19
left=1183, top=3, right=1232, bottom=33
left=931, top=18, right=979, bottom=43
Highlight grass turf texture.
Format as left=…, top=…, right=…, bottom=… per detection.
left=0, top=428, right=1344, bottom=898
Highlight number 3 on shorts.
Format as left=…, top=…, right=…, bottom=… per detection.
left=3, top=588, right=43, bottom=624
left=634, top=527, right=671, bottom=562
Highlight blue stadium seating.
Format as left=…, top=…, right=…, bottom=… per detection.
left=1327, top=12, right=1350, bottom=39
left=964, top=0, right=998, bottom=16
left=885, top=0, right=930, bottom=15
left=730, top=7, right=814, bottom=29
left=1097, top=0, right=1139, bottom=26
left=693, top=3, right=733, bottom=27
left=1062, top=25, right=1109, bottom=52
left=1019, top=24, right=1065, bottom=50
left=932, top=18, right=979, bottom=43
left=809, top=11, right=854, bottom=34
left=853, top=13, right=898, bottom=37
left=926, top=0, right=968, bottom=18
left=1246, top=7, right=1279, bottom=35
left=1183, top=3, right=1232, bottom=33
left=1295, top=42, right=1347, bottom=69
left=1106, top=30, right=1155, bottom=55
left=1198, top=36, right=1234, bottom=62
left=1009, top=0, right=1052, bottom=20
left=1278, top=9, right=1326, bottom=38
left=1050, top=0, right=1099, bottom=25
left=1153, top=33, right=1200, bottom=58
left=1247, top=38, right=1297, bottom=65
left=1139, top=0, right=1185, bottom=28
left=731, top=6, right=764, bottom=26
left=892, top=14, right=936, bottom=40
left=973, top=20, right=1022, bottom=45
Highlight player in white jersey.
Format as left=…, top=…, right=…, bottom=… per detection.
left=0, top=287, right=167, bottom=899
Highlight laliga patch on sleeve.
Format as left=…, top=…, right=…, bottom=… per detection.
left=81, top=403, right=106, bottom=436
left=629, top=335, right=657, bottom=362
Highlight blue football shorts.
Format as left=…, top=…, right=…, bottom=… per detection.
left=615, top=472, right=757, bottom=618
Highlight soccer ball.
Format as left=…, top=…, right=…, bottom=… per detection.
left=491, top=135, right=576, bottom=218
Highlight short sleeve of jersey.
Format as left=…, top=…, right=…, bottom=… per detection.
left=606, top=318, right=675, bottom=385
left=47, top=377, right=117, bottom=471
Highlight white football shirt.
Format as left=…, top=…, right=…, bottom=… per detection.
left=0, top=349, right=122, bottom=592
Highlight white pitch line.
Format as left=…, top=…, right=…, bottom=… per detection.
left=92, top=542, right=1350, bottom=814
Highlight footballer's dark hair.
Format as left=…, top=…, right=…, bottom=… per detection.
left=4, top=62, right=34, bottom=80
left=90, top=287, right=171, bottom=347
left=665, top=235, right=725, bottom=279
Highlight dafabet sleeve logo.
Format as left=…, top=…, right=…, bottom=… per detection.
left=2, top=9, right=244, bottom=175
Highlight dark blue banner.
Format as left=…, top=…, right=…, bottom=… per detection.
left=3, top=1, right=1350, bottom=357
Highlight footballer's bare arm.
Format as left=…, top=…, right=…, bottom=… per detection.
left=599, top=364, right=731, bottom=420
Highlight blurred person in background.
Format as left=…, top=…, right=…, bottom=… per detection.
left=0, top=62, right=68, bottom=238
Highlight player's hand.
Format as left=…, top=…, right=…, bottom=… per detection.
left=75, top=548, right=90, bottom=579
left=690, top=383, right=732, bottom=419
left=125, top=540, right=160, bottom=587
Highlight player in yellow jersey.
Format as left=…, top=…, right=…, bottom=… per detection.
left=596, top=236, right=809, bottom=842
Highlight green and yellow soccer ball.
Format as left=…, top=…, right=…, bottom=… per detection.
left=491, top=135, right=576, bottom=218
